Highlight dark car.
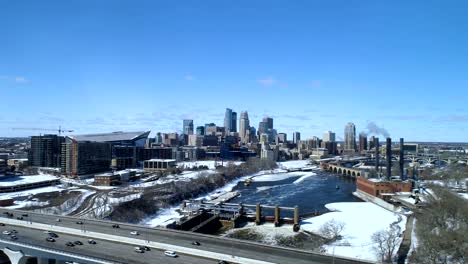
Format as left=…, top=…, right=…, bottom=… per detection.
left=218, top=261, right=229, bottom=264
left=46, top=237, right=55, bottom=242
left=21, top=214, right=28, bottom=217
left=88, top=239, right=96, bottom=244
left=192, top=241, right=201, bottom=246
left=49, top=233, right=59, bottom=238
left=112, top=224, right=120, bottom=228
left=142, top=246, right=150, bottom=251
left=11, top=230, right=17, bottom=234
left=76, top=221, right=83, bottom=225
left=66, top=242, right=75, bottom=247
left=0, top=223, right=5, bottom=226
left=16, top=216, right=23, bottom=220
left=10, top=235, right=17, bottom=240
left=74, top=241, right=83, bottom=245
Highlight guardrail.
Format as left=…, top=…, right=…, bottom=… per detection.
left=0, top=237, right=118, bottom=264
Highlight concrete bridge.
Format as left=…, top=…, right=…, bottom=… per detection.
left=0, top=208, right=371, bottom=264
left=321, top=163, right=363, bottom=178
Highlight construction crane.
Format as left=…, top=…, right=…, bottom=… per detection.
left=12, top=126, right=74, bottom=135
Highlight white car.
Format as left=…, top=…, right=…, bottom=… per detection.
left=130, top=231, right=139, bottom=236
left=164, top=250, right=177, bottom=258
left=2, top=231, right=11, bottom=235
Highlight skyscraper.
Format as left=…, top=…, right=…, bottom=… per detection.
left=29, top=134, right=65, bottom=167
left=263, top=117, right=273, bottom=130
left=231, top=111, right=237, bottom=132
left=359, top=133, right=368, bottom=153
left=224, top=108, right=233, bottom=132
left=344, top=122, right=356, bottom=151
left=323, top=131, right=336, bottom=142
left=183, top=119, right=194, bottom=135
left=196, top=126, right=205, bottom=136
left=239, top=111, right=250, bottom=143
left=293, top=132, right=301, bottom=144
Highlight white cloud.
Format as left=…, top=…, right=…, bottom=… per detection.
left=257, top=76, right=276, bottom=86
left=15, top=76, right=29, bottom=83
left=184, top=74, right=194, bottom=81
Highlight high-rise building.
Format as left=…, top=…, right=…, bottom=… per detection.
left=29, top=134, right=65, bottom=167
left=183, top=119, right=194, bottom=135
left=323, top=131, right=336, bottom=142
left=276, top=133, right=287, bottom=144
left=263, top=117, right=273, bottom=130
left=344, top=122, right=356, bottom=151
left=155, top=132, right=163, bottom=144
left=293, top=132, right=301, bottom=144
left=359, top=133, right=368, bottom=153
left=196, top=126, right=205, bottom=136
left=231, top=112, right=237, bottom=132
left=61, top=139, right=111, bottom=176
left=224, top=108, right=233, bottom=132
left=239, top=111, right=250, bottom=143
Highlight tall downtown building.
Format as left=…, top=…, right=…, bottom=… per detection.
left=183, top=119, right=194, bottom=135
left=344, top=122, right=356, bottom=151
left=239, top=111, right=250, bottom=143
left=323, top=131, right=336, bottom=142
left=224, top=108, right=237, bottom=133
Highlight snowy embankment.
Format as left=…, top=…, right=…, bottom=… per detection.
left=406, top=218, right=418, bottom=263
left=301, top=202, right=407, bottom=262
left=0, top=174, right=59, bottom=187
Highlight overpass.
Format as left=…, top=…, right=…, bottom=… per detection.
left=0, top=208, right=372, bottom=264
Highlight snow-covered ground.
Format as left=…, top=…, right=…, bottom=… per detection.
left=301, top=202, right=406, bottom=262
left=459, top=193, right=468, bottom=200
left=177, top=160, right=243, bottom=170
left=406, top=218, right=418, bottom=263
left=0, top=174, right=59, bottom=186
left=143, top=206, right=181, bottom=227
left=277, top=160, right=312, bottom=169
left=0, top=185, right=64, bottom=200
left=223, top=222, right=297, bottom=245
left=253, top=171, right=316, bottom=182
left=8, top=200, right=50, bottom=209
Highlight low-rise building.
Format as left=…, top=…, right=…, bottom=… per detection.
left=143, top=159, right=176, bottom=172
left=357, top=176, right=412, bottom=198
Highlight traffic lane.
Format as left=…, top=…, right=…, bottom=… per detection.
left=0, top=213, right=356, bottom=264
left=0, top=210, right=367, bottom=264
left=0, top=225, right=212, bottom=264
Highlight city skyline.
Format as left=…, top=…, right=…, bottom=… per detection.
left=1, top=1, right=467, bottom=141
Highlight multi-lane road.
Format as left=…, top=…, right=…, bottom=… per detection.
left=0, top=208, right=371, bottom=264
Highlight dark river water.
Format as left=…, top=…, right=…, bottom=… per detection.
left=229, top=169, right=362, bottom=217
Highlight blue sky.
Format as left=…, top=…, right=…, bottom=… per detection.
left=1, top=0, right=467, bottom=142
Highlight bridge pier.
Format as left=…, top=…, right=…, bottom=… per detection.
left=274, top=206, right=280, bottom=227
left=3, top=248, right=28, bottom=264
left=255, top=203, right=261, bottom=225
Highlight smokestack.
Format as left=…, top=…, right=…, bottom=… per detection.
left=386, top=137, right=392, bottom=180
left=400, top=138, right=404, bottom=179
left=375, top=137, right=380, bottom=173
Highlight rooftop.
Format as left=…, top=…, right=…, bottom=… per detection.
left=145, top=159, right=177, bottom=162
left=68, top=131, right=150, bottom=143
left=0, top=175, right=59, bottom=187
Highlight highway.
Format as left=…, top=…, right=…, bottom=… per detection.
left=0, top=208, right=371, bottom=264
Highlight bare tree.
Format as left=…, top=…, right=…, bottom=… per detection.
left=319, top=219, right=345, bottom=241
left=371, top=225, right=401, bottom=263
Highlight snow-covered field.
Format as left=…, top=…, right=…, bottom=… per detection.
left=0, top=186, right=64, bottom=200
left=277, top=160, right=312, bottom=169
left=253, top=171, right=316, bottom=182
left=301, top=202, right=406, bottom=262
left=0, top=174, right=59, bottom=186
left=459, top=193, right=468, bottom=200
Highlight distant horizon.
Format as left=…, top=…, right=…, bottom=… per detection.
left=1, top=1, right=467, bottom=141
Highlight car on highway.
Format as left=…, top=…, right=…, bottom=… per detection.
left=142, top=246, right=150, bottom=251
left=112, top=224, right=120, bottom=228
left=130, top=231, right=139, bottom=236
left=134, top=247, right=144, bottom=253
left=46, top=237, right=55, bottom=242
left=11, top=230, right=17, bottom=234
left=49, top=233, right=59, bottom=238
left=218, top=261, right=229, bottom=264
left=74, top=241, right=83, bottom=245
left=76, top=221, right=83, bottom=225
left=164, top=250, right=177, bottom=258
left=21, top=213, right=28, bottom=217
left=56, top=218, right=61, bottom=222
left=88, top=239, right=96, bottom=244
left=66, top=242, right=75, bottom=247
left=2, top=231, right=11, bottom=235
left=0, top=223, right=4, bottom=226
left=192, top=241, right=201, bottom=246
left=10, top=235, right=17, bottom=240
left=16, top=216, right=23, bottom=220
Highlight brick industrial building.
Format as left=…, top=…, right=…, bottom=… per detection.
left=357, top=176, right=412, bottom=198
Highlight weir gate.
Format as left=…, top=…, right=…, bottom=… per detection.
left=170, top=199, right=301, bottom=233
